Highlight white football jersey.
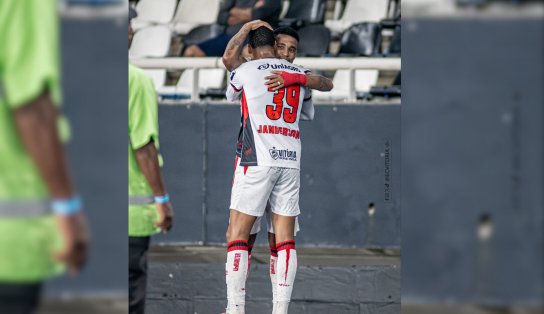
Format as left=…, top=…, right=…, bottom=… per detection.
left=226, top=58, right=313, bottom=169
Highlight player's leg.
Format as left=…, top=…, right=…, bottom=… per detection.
left=247, top=216, right=261, bottom=280
left=268, top=168, right=301, bottom=314
left=264, top=204, right=279, bottom=306
left=271, top=214, right=297, bottom=314
left=225, top=209, right=257, bottom=314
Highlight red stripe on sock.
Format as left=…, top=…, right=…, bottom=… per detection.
left=276, top=241, right=296, bottom=283
left=284, top=247, right=290, bottom=283
left=243, top=166, right=248, bottom=175
left=227, top=240, right=249, bottom=252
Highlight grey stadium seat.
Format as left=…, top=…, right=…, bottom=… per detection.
left=297, top=25, right=330, bottom=56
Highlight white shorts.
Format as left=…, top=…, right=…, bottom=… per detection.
left=230, top=161, right=300, bottom=218
left=250, top=202, right=300, bottom=236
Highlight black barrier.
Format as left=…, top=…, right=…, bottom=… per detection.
left=402, top=18, right=543, bottom=305
left=156, top=103, right=401, bottom=249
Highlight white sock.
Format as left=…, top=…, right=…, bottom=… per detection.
left=269, top=245, right=278, bottom=306
left=226, top=240, right=249, bottom=314
left=246, top=244, right=253, bottom=281
left=275, top=240, right=297, bottom=314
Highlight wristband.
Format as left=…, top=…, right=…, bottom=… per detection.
left=280, top=71, right=307, bottom=87
left=154, top=194, right=170, bottom=204
left=52, top=196, right=82, bottom=215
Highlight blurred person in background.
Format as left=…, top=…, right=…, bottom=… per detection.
left=222, top=20, right=332, bottom=311
left=128, top=8, right=174, bottom=314
left=0, top=1, right=89, bottom=313
left=184, top=0, right=281, bottom=57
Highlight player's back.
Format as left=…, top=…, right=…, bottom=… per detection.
left=228, top=58, right=309, bottom=169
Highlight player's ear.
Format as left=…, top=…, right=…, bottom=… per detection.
left=247, top=45, right=253, bottom=55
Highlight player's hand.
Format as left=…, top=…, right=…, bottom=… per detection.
left=244, top=19, right=273, bottom=31
left=53, top=213, right=90, bottom=276
left=155, top=202, right=174, bottom=234
left=265, top=70, right=285, bottom=90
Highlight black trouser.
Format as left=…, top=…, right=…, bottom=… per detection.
left=129, top=236, right=150, bottom=314
left=0, top=282, right=42, bottom=314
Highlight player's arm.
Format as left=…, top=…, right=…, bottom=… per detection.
left=222, top=20, right=273, bottom=72
left=226, top=70, right=243, bottom=101
left=130, top=75, right=173, bottom=234
left=265, top=70, right=334, bottom=92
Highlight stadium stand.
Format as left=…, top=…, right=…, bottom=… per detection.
left=279, top=0, right=327, bottom=28
left=143, top=69, right=167, bottom=91
left=313, top=69, right=379, bottom=101
left=339, top=22, right=382, bottom=56
left=130, top=0, right=177, bottom=31
left=129, top=25, right=172, bottom=57
left=129, top=0, right=402, bottom=102
left=296, top=24, right=331, bottom=56
left=181, top=24, right=226, bottom=53
left=158, top=68, right=226, bottom=99
left=325, top=0, right=389, bottom=35
left=171, top=0, right=221, bottom=35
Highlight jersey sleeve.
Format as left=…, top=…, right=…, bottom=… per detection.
left=129, top=67, right=159, bottom=150
left=300, top=87, right=314, bottom=121
left=226, top=70, right=243, bottom=102
left=1, top=0, right=61, bottom=109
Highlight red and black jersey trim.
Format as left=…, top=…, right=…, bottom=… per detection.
left=239, top=91, right=258, bottom=166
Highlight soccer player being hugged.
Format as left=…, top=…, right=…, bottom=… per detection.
left=222, top=20, right=332, bottom=313
left=223, top=26, right=328, bottom=314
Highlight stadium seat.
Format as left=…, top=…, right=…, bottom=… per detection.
left=313, top=69, right=378, bottom=101
left=279, top=0, right=290, bottom=19
left=131, top=0, right=177, bottom=31
left=297, top=25, right=330, bottom=56
left=280, top=0, right=326, bottom=27
left=159, top=69, right=226, bottom=99
left=143, top=69, right=167, bottom=90
left=129, top=26, right=172, bottom=58
left=338, top=22, right=381, bottom=56
left=325, top=0, right=388, bottom=35
left=182, top=24, right=226, bottom=52
left=385, top=24, right=401, bottom=55
left=171, top=0, right=221, bottom=35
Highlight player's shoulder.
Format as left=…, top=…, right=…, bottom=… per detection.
left=293, top=63, right=312, bottom=74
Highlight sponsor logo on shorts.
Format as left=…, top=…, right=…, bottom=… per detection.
left=269, top=147, right=297, bottom=161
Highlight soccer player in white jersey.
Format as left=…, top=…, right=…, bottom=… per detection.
left=222, top=21, right=332, bottom=313
left=223, top=26, right=312, bottom=314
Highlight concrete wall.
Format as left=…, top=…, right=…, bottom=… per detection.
left=402, top=18, right=543, bottom=305
left=154, top=103, right=401, bottom=249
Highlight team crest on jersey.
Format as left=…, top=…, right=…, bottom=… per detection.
left=269, top=147, right=297, bottom=161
